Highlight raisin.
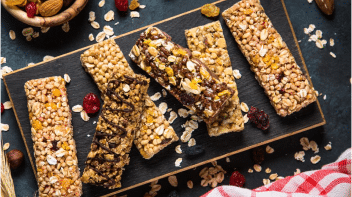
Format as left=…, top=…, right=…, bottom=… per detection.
left=51, top=140, right=59, bottom=151
left=229, top=171, right=245, bottom=187
left=179, top=92, right=195, bottom=106
left=167, top=190, right=179, bottom=197
left=201, top=4, right=220, bottom=18
left=252, top=147, right=265, bottom=164
left=184, top=145, right=204, bottom=156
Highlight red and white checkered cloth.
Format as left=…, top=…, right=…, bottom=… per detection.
left=202, top=148, right=351, bottom=197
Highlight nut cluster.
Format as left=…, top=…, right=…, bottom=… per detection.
left=222, top=0, right=317, bottom=116
left=24, top=76, right=82, bottom=197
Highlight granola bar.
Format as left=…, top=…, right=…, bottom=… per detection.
left=222, top=0, right=317, bottom=116
left=80, top=39, right=178, bottom=159
left=129, top=27, right=235, bottom=124
left=24, top=76, right=82, bottom=197
left=185, top=21, right=244, bottom=136
left=81, top=73, right=149, bottom=189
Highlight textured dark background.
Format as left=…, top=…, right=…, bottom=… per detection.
left=1, top=0, right=351, bottom=197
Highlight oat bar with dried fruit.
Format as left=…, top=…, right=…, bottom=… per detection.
left=81, top=73, right=149, bottom=189
left=80, top=39, right=178, bottom=159
left=129, top=27, right=235, bottom=124
left=24, top=76, right=82, bottom=197
left=222, top=0, right=317, bottom=116
left=185, top=21, right=244, bottom=136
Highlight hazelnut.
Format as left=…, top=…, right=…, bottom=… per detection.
left=6, top=149, right=24, bottom=169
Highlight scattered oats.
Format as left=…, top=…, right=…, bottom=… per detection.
left=104, top=10, right=115, bottom=21
left=22, top=27, right=34, bottom=36
left=269, top=173, right=278, bottom=180
left=150, top=92, right=162, bottom=101
left=294, top=151, right=305, bottom=162
left=248, top=168, right=253, bottom=173
left=240, top=102, right=249, bottom=112
left=310, top=141, right=319, bottom=153
left=315, top=90, right=319, bottom=96
left=168, top=111, right=177, bottom=124
left=64, top=74, right=71, bottom=83
left=308, top=24, right=316, bottom=32
left=233, top=69, right=242, bottom=79
left=62, top=22, right=70, bottom=33
left=139, top=4, right=146, bottom=9
left=162, top=89, right=167, bottom=97
left=91, top=21, right=100, bottom=29
left=158, top=102, right=168, bottom=114
left=89, top=33, right=94, bottom=41
left=184, top=120, right=198, bottom=130
left=72, top=105, right=83, bottom=112
left=175, top=145, right=182, bottom=154
left=27, top=62, right=35, bottom=67
left=88, top=11, right=96, bottom=22
left=323, top=95, right=326, bottom=100
left=308, top=34, right=318, bottom=42
left=32, top=32, right=39, bottom=38
left=187, top=180, right=193, bottom=189
left=243, top=114, right=249, bottom=123
left=167, top=108, right=172, bottom=112
left=0, top=66, right=13, bottom=78
left=41, top=27, right=50, bottom=33
left=307, top=0, right=313, bottom=3
left=330, top=52, right=336, bottom=58
left=3, top=143, right=10, bottom=151
left=9, top=30, right=16, bottom=40
left=80, top=110, right=90, bottom=121
left=43, top=55, right=55, bottom=61
left=226, top=157, right=230, bottom=163
left=315, top=30, right=323, bottom=39
left=87, top=134, right=91, bottom=137
left=0, top=57, right=6, bottom=64
left=181, top=127, right=193, bottom=142
left=265, top=168, right=271, bottom=173
left=294, top=168, right=301, bottom=175
left=103, top=25, right=114, bottom=36
left=304, top=28, right=309, bottom=35
left=211, top=161, right=217, bottom=166
left=329, top=38, right=334, bottom=46
left=190, top=115, right=202, bottom=122
left=96, top=31, right=106, bottom=42
left=1, top=124, right=10, bottom=131
left=300, top=137, right=310, bottom=150
left=47, top=155, right=57, bottom=165
left=168, top=175, right=178, bottom=186
left=93, top=121, right=97, bottom=124
left=310, top=155, right=321, bottom=164
left=253, top=164, right=262, bottom=172
left=188, top=138, right=196, bottom=147
left=263, top=179, right=270, bottom=185
left=298, top=40, right=301, bottom=42
left=26, top=35, right=32, bottom=41
left=130, top=11, right=140, bottom=18
left=178, top=108, right=189, bottom=118
left=259, top=46, right=268, bottom=57
left=122, top=84, right=130, bottom=92
left=98, top=0, right=105, bottom=7
left=3, top=101, right=12, bottom=109
left=324, top=142, right=332, bottom=150
left=266, top=145, right=274, bottom=154
left=114, top=22, right=120, bottom=25
left=150, top=184, right=162, bottom=193
left=321, top=39, right=327, bottom=45
left=316, top=39, right=324, bottom=49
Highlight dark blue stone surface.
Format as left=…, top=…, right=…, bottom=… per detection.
left=1, top=0, right=350, bottom=196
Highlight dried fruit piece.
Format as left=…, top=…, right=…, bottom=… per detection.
left=229, top=171, right=245, bottom=187
left=247, top=106, right=270, bottom=130
left=4, top=0, right=26, bottom=6
left=1, top=103, right=4, bottom=114
left=129, top=0, right=140, bottom=10
left=7, top=149, right=24, bottom=169
left=252, top=147, right=265, bottom=164
left=201, top=4, right=220, bottom=17
left=83, top=93, right=100, bottom=114
left=184, top=145, right=204, bottom=156
left=25, top=2, right=37, bottom=18
left=115, top=0, right=128, bottom=12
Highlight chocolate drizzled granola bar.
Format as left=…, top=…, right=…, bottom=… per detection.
left=24, top=76, right=82, bottom=197
left=129, top=27, right=235, bottom=124
left=81, top=73, right=149, bottom=189
left=80, top=40, right=178, bottom=160
left=185, top=21, right=244, bottom=136
left=222, top=0, right=317, bottom=116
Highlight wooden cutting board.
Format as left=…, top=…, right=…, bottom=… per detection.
left=3, top=0, right=325, bottom=196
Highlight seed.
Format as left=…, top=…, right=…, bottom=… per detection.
left=309, top=141, right=319, bottom=153
left=150, top=184, right=161, bottom=192
left=329, top=38, right=334, bottom=46
left=294, top=151, right=305, bottom=162
left=330, top=52, right=336, bottom=58
left=91, top=21, right=100, bottom=29
left=226, top=157, right=230, bottom=163
left=9, top=30, right=16, bottom=40
left=187, top=180, right=193, bottom=189
left=168, top=175, right=178, bottom=187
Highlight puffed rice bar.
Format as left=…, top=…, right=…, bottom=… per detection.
left=81, top=73, right=149, bottom=189
left=129, top=27, right=235, bottom=124
left=222, top=0, right=317, bottom=116
left=24, top=76, right=82, bottom=197
left=80, top=39, right=178, bottom=159
left=185, top=21, right=244, bottom=136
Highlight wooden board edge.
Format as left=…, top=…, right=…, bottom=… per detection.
left=2, top=77, right=38, bottom=179
left=102, top=121, right=326, bottom=197
left=280, top=0, right=326, bottom=122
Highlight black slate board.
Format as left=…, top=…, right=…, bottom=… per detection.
left=3, top=0, right=325, bottom=196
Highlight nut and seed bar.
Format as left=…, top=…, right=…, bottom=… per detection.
left=24, top=76, right=82, bottom=197
left=80, top=39, right=178, bottom=159
left=185, top=21, right=244, bottom=136
left=129, top=27, right=235, bottom=124
left=81, top=73, right=149, bottom=189
left=222, top=0, right=317, bottom=116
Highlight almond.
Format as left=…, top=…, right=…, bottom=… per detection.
left=315, top=0, right=334, bottom=15
left=39, top=0, right=63, bottom=17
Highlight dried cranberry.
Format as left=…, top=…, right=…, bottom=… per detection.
left=252, top=147, right=265, bottom=164
left=115, top=0, right=128, bottom=12
left=25, top=2, right=37, bottom=18
left=229, top=171, right=245, bottom=187
left=83, top=93, right=100, bottom=114
left=1, top=103, right=4, bottom=114
left=247, top=106, right=270, bottom=130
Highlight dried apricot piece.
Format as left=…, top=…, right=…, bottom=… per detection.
left=201, top=4, right=220, bottom=18
left=129, top=0, right=139, bottom=10
left=5, top=0, right=26, bottom=6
